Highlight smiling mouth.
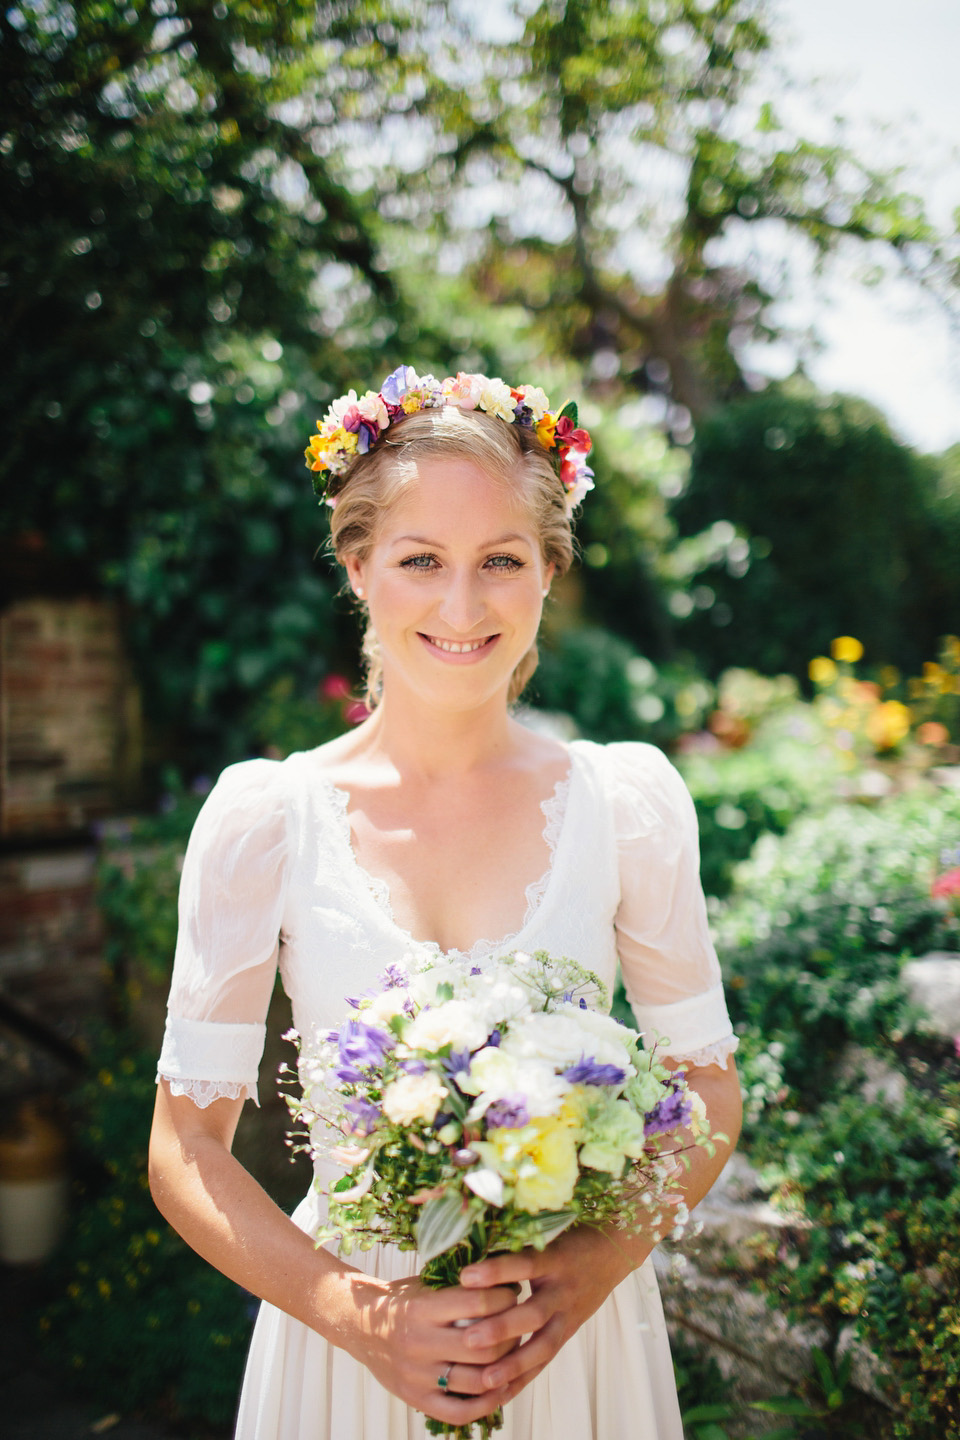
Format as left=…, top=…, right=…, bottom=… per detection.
left=422, top=634, right=497, bottom=654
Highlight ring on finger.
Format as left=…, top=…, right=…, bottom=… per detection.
left=436, top=1362, right=454, bottom=1391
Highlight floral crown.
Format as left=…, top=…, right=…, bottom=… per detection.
left=305, top=365, right=594, bottom=517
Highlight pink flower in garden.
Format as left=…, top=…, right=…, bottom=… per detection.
left=931, top=867, right=960, bottom=901
left=320, top=673, right=352, bottom=702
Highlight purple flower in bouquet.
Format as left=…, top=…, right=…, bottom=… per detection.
left=378, top=962, right=410, bottom=989
left=485, top=1095, right=530, bottom=1130
left=344, top=1096, right=381, bottom=1135
left=442, top=1049, right=472, bottom=1082
left=644, top=1084, right=693, bottom=1136
left=562, top=1056, right=628, bottom=1087
left=335, top=1019, right=394, bottom=1083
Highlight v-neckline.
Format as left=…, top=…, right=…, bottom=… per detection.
left=315, top=748, right=579, bottom=965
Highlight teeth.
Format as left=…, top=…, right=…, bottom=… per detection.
left=428, top=636, right=491, bottom=654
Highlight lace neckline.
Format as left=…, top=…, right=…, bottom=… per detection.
left=318, top=755, right=577, bottom=966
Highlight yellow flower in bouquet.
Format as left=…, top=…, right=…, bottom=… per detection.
left=477, top=1115, right=580, bottom=1214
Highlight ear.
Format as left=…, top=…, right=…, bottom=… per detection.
left=344, top=554, right=366, bottom=599
left=541, top=561, right=556, bottom=596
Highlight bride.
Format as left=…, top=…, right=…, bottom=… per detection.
left=149, top=367, right=742, bottom=1439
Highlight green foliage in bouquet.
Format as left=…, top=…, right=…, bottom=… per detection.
left=41, top=1033, right=252, bottom=1427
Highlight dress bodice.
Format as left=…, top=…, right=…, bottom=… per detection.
left=157, top=739, right=737, bottom=1107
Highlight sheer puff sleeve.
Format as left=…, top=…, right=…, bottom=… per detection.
left=608, top=742, right=738, bottom=1070
left=156, top=758, right=290, bottom=1108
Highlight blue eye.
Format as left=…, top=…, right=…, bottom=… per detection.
left=401, top=553, right=438, bottom=570
left=486, top=554, right=523, bottom=571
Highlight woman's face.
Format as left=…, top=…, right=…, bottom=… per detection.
left=344, top=455, right=553, bottom=713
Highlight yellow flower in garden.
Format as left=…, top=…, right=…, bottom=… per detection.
left=536, top=414, right=558, bottom=450
left=809, top=656, right=837, bottom=687
left=831, top=636, right=864, bottom=664
left=866, top=700, right=911, bottom=751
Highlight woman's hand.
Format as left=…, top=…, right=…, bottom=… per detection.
left=343, top=1271, right=521, bottom=1425
left=454, top=1226, right=645, bottom=1404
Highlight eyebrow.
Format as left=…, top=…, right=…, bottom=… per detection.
left=388, top=533, right=534, bottom=548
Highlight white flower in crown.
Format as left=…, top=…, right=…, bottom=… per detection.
left=326, top=389, right=360, bottom=426
left=516, top=384, right=551, bottom=421
left=477, top=376, right=517, bottom=422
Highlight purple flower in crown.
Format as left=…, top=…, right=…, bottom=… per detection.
left=341, top=405, right=379, bottom=454
left=380, top=364, right=416, bottom=408
left=335, top=1019, right=394, bottom=1083
left=485, top=1094, right=530, bottom=1130
left=562, top=1056, right=628, bottom=1087
left=344, top=1096, right=382, bottom=1135
left=643, top=1084, right=693, bottom=1137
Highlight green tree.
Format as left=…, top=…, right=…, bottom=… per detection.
left=0, top=0, right=415, bottom=768
left=670, top=386, right=959, bottom=678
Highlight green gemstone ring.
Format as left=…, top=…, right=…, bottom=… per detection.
left=437, top=1363, right=454, bottom=1391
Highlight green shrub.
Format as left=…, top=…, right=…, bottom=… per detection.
left=713, top=778, right=960, bottom=1435
left=714, top=784, right=960, bottom=1096
left=42, top=1034, right=252, bottom=1427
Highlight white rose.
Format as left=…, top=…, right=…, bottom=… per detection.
left=461, top=1048, right=569, bottom=1119
left=366, top=988, right=409, bottom=1027
left=499, top=1012, right=591, bottom=1069
left=568, top=1008, right=639, bottom=1065
left=381, top=1071, right=447, bottom=1126
left=408, top=963, right=464, bottom=1006
left=404, top=1000, right=489, bottom=1054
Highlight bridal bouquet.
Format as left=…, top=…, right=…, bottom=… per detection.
left=286, top=950, right=718, bottom=1439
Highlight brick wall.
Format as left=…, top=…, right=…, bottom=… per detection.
left=0, top=597, right=142, bottom=1083
left=0, top=597, right=141, bottom=839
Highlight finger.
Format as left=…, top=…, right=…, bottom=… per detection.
left=430, top=1280, right=521, bottom=1324
left=461, top=1292, right=550, bottom=1352
left=479, top=1317, right=565, bottom=1390
left=461, top=1252, right=542, bottom=1290
left=419, top=1384, right=512, bottom=1426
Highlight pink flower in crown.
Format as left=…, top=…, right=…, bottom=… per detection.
left=442, top=372, right=484, bottom=410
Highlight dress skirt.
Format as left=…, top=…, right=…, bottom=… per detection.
left=234, top=1184, right=684, bottom=1440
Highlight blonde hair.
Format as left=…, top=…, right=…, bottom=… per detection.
left=328, top=406, right=575, bottom=706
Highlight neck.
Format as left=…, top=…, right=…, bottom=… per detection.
left=356, top=685, right=520, bottom=781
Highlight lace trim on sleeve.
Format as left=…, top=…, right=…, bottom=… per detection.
left=666, top=1035, right=739, bottom=1071
left=162, top=1077, right=258, bottom=1108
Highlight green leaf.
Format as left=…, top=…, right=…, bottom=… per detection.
left=752, top=1397, right=818, bottom=1417
left=416, top=1193, right=473, bottom=1264
left=435, top=981, right=455, bottom=1003
left=557, top=399, right=579, bottom=427
left=683, top=1401, right=737, bottom=1422
left=524, top=1209, right=577, bottom=1246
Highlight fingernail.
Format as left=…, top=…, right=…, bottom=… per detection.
left=486, top=1369, right=503, bottom=1386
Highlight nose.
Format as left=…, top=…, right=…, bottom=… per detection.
left=436, top=567, right=488, bottom=634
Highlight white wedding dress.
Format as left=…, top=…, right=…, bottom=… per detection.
left=157, top=738, right=738, bottom=1440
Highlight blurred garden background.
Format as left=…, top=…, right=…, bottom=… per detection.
left=1, top=1, right=959, bottom=1436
